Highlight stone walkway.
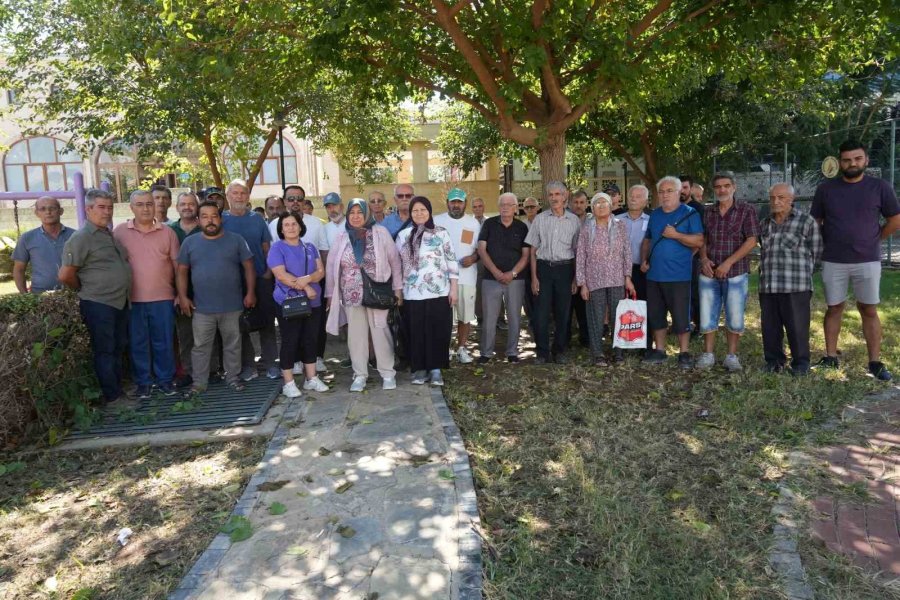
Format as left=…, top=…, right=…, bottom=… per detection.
left=809, top=387, right=900, bottom=577
left=170, top=364, right=482, bottom=600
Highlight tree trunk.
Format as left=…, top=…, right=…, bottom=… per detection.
left=246, top=128, right=279, bottom=194
left=536, top=132, right=567, bottom=203
left=201, top=126, right=224, bottom=190
left=639, top=130, right=660, bottom=205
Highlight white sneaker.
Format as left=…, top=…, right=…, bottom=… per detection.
left=724, top=354, right=743, bottom=372
left=303, top=377, right=329, bottom=392
left=411, top=370, right=428, bottom=385
left=430, top=369, right=444, bottom=386
left=292, top=362, right=303, bottom=375
left=350, top=376, right=366, bottom=392
left=282, top=381, right=302, bottom=398
left=457, top=347, right=473, bottom=364
left=382, top=377, right=396, bottom=390
left=696, top=353, right=715, bottom=369
left=315, top=357, right=327, bottom=373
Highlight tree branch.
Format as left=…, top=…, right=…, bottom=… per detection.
left=629, top=0, right=673, bottom=39
left=448, top=0, right=474, bottom=17
left=592, top=126, right=655, bottom=189
left=246, top=127, right=278, bottom=193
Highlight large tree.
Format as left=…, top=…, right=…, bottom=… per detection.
left=200, top=0, right=895, bottom=193
left=0, top=0, right=411, bottom=192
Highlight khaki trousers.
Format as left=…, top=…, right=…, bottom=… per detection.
left=345, top=305, right=395, bottom=380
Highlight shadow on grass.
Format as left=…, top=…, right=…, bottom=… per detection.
left=443, top=269, right=900, bottom=599
left=0, top=439, right=266, bottom=599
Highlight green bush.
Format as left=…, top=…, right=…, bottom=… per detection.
left=0, top=289, right=99, bottom=446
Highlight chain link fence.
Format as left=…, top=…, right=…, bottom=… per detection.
left=713, top=117, right=899, bottom=267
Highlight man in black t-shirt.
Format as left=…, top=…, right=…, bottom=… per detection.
left=680, top=174, right=705, bottom=335
left=477, top=192, right=531, bottom=363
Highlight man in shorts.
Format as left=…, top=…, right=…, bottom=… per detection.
left=640, top=176, right=704, bottom=369
left=435, top=187, right=481, bottom=363
left=811, top=140, right=900, bottom=381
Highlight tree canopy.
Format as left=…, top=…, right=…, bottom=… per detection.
left=0, top=0, right=412, bottom=191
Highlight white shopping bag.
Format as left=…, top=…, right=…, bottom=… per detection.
left=612, top=299, right=648, bottom=349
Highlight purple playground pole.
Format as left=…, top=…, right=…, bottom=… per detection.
left=74, top=172, right=86, bottom=228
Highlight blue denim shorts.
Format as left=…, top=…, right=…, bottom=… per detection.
left=699, top=273, right=749, bottom=334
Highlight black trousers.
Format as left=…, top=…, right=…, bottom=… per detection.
left=276, top=304, right=323, bottom=368
left=403, top=297, right=452, bottom=372
left=568, top=291, right=590, bottom=346
left=316, top=273, right=327, bottom=358
left=759, top=291, right=812, bottom=370
left=533, top=261, right=574, bottom=359
left=631, top=263, right=648, bottom=301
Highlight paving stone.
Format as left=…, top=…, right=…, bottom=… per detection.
left=329, top=517, right=385, bottom=562
left=369, top=556, right=452, bottom=599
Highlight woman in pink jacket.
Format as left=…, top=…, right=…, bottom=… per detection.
left=325, top=198, right=403, bottom=392
left=575, top=192, right=636, bottom=366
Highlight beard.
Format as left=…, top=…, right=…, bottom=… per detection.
left=840, top=165, right=865, bottom=178
left=204, top=224, right=221, bottom=235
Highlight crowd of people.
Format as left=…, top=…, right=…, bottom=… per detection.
left=9, top=140, right=900, bottom=408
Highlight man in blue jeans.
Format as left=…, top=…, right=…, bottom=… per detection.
left=697, top=172, right=760, bottom=372
left=59, top=189, right=134, bottom=408
left=114, top=189, right=181, bottom=398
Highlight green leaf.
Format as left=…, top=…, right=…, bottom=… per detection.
left=48, top=327, right=65, bottom=337
left=337, top=525, right=356, bottom=538
left=286, top=545, right=308, bottom=556
left=220, top=516, right=253, bottom=542
left=335, top=481, right=354, bottom=494
left=71, top=588, right=97, bottom=600
left=438, top=468, right=456, bottom=481
left=268, top=502, right=287, bottom=515
left=32, top=342, right=44, bottom=358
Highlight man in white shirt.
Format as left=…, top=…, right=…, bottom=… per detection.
left=434, top=187, right=481, bottom=363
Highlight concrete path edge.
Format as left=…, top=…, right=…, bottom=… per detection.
left=430, top=386, right=484, bottom=600
left=168, top=396, right=305, bottom=600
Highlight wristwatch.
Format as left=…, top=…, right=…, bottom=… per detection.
left=511, top=270, right=517, bottom=278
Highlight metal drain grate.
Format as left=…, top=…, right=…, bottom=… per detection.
left=66, top=377, right=281, bottom=439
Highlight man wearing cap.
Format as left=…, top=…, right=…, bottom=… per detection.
left=269, top=185, right=329, bottom=373
left=201, top=187, right=226, bottom=212
left=434, top=188, right=481, bottom=364
left=525, top=180, right=581, bottom=364
left=322, top=192, right=346, bottom=251
left=604, top=183, right=626, bottom=216
left=222, top=179, right=279, bottom=380
left=383, top=184, right=414, bottom=238
left=13, top=196, right=75, bottom=294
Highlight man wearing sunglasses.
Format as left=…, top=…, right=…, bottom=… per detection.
left=369, top=190, right=388, bottom=223
left=521, top=198, right=540, bottom=228
left=383, top=183, right=415, bottom=239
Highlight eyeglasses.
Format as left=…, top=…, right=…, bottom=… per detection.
left=369, top=199, right=385, bottom=204
left=523, top=205, right=538, bottom=210
left=395, top=193, right=413, bottom=199
left=285, top=195, right=304, bottom=202
left=36, top=206, right=61, bottom=212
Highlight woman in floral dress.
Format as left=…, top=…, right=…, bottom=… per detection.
left=325, top=198, right=403, bottom=392
left=395, top=196, right=458, bottom=386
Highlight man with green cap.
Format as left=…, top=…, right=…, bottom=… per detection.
left=434, top=187, right=481, bottom=364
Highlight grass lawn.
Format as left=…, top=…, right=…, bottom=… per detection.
left=0, top=439, right=266, bottom=599
left=445, top=269, right=900, bottom=599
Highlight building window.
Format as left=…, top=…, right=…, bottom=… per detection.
left=3, top=137, right=83, bottom=192
left=97, top=143, right=141, bottom=203
left=224, top=135, right=298, bottom=186
left=5, top=90, right=17, bottom=105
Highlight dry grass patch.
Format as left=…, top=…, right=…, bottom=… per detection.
left=0, top=438, right=266, bottom=599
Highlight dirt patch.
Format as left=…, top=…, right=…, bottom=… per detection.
left=0, top=438, right=266, bottom=599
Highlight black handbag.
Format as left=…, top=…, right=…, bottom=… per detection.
left=239, top=307, right=269, bottom=334
left=282, top=290, right=311, bottom=319
left=361, top=270, right=395, bottom=310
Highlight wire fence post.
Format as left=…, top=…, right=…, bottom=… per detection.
left=890, top=118, right=896, bottom=266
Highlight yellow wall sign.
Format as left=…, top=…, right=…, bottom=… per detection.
left=821, top=156, right=840, bottom=178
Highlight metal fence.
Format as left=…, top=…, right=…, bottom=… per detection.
left=711, top=117, right=899, bottom=267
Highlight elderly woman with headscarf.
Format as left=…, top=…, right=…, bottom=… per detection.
left=395, top=196, right=459, bottom=386
left=325, top=198, right=403, bottom=392
left=575, top=192, right=636, bottom=366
